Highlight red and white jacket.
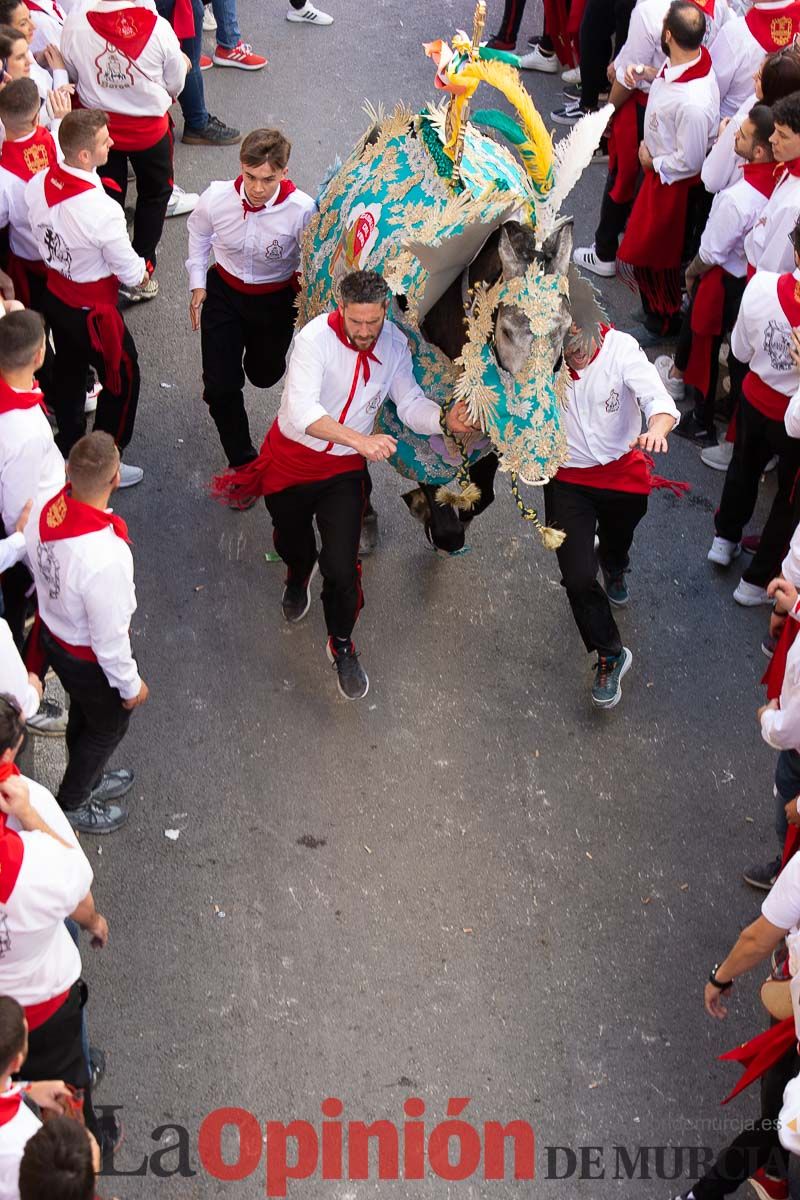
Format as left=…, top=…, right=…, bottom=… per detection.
left=61, top=0, right=187, bottom=150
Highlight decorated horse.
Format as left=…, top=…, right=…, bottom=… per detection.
left=297, top=2, right=612, bottom=552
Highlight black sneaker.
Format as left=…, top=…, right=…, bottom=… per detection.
left=182, top=114, right=241, bottom=145
left=281, top=562, right=318, bottom=623
left=743, top=856, right=781, bottom=891
left=90, top=768, right=134, bottom=803
left=89, top=1046, right=106, bottom=1091
left=326, top=638, right=369, bottom=700
left=674, top=410, right=717, bottom=447
left=65, top=798, right=128, bottom=835
left=359, top=507, right=379, bottom=556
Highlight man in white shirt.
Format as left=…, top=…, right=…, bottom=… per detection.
left=615, top=0, right=720, bottom=338
left=708, top=216, right=800, bottom=605
left=61, top=0, right=189, bottom=302
left=543, top=304, right=679, bottom=709
left=24, top=432, right=149, bottom=833
left=745, top=91, right=800, bottom=274
left=186, top=127, right=316, bottom=481
left=26, top=109, right=147, bottom=485
left=211, top=270, right=474, bottom=701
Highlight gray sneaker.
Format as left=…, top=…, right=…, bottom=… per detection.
left=601, top=564, right=629, bottom=607
left=120, top=276, right=159, bottom=303
left=65, top=798, right=128, bottom=835
left=591, top=647, right=632, bottom=709
left=326, top=638, right=369, bottom=700
left=743, top=856, right=781, bottom=891
left=26, top=698, right=67, bottom=737
left=90, top=768, right=134, bottom=803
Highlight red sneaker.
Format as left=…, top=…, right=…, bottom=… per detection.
left=749, top=1168, right=789, bottom=1200
left=200, top=53, right=213, bottom=69
left=212, top=41, right=267, bottom=69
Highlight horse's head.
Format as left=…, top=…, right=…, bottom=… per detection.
left=492, top=219, right=573, bottom=378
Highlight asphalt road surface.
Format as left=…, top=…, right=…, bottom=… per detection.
left=30, top=2, right=794, bottom=1196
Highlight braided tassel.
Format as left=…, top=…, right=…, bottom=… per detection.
left=436, top=407, right=481, bottom=512
left=509, top=471, right=566, bottom=550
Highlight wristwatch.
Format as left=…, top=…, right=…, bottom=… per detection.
left=709, top=964, right=733, bottom=991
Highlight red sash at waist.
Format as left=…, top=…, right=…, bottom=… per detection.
left=608, top=91, right=647, bottom=206
left=683, top=265, right=728, bottom=395
left=210, top=419, right=367, bottom=505
left=46, top=269, right=118, bottom=309
left=24, top=988, right=70, bottom=1033
left=556, top=448, right=689, bottom=496
left=47, top=627, right=98, bottom=663
left=46, top=269, right=128, bottom=393
left=7, top=252, right=46, bottom=308
left=743, top=369, right=790, bottom=420
left=617, top=172, right=700, bottom=271
left=214, top=263, right=300, bottom=295
left=92, top=107, right=168, bottom=152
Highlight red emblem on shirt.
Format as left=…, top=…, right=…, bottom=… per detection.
left=771, top=13, right=795, bottom=42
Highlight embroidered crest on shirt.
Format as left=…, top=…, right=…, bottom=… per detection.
left=0, top=916, right=11, bottom=959
left=365, top=391, right=384, bottom=415
left=764, top=320, right=794, bottom=371
left=264, top=239, right=284, bottom=260
left=771, top=14, right=794, bottom=43
left=23, top=143, right=50, bottom=175
left=42, top=228, right=72, bottom=278
left=37, top=540, right=60, bottom=600
left=648, top=113, right=659, bottom=133
left=605, top=389, right=620, bottom=413
left=94, top=47, right=133, bottom=89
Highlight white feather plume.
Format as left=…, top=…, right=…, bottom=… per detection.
left=536, top=103, right=614, bottom=240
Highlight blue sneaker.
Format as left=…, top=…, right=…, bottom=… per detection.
left=591, top=647, right=632, bottom=709
left=601, top=564, right=629, bottom=607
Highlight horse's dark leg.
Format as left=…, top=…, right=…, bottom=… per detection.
left=460, top=453, right=500, bottom=523
left=419, top=483, right=466, bottom=553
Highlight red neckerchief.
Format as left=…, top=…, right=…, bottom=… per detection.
left=233, top=176, right=296, bottom=219
left=0, top=1087, right=23, bottom=1128
left=0, top=763, right=24, bottom=906
left=688, top=0, right=715, bottom=21
left=777, top=272, right=800, bottom=324
left=0, top=127, right=56, bottom=183
left=43, top=164, right=95, bottom=208
left=27, top=0, right=64, bottom=20
left=657, top=45, right=712, bottom=82
left=743, top=159, right=780, bottom=197
left=325, top=310, right=382, bottom=446
left=0, top=376, right=46, bottom=415
left=745, top=1, right=800, bottom=51
left=39, top=485, right=131, bottom=544
left=85, top=6, right=158, bottom=59
left=777, top=155, right=800, bottom=180
left=567, top=323, right=612, bottom=380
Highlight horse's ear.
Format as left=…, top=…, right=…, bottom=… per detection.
left=497, top=224, right=529, bottom=281
left=540, top=220, right=574, bottom=278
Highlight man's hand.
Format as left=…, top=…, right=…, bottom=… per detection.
left=14, top=499, right=32, bottom=534
left=704, top=980, right=731, bottom=1019
left=26, top=1080, right=71, bottom=1113
left=181, top=51, right=192, bottom=73
left=624, top=63, right=657, bottom=88
left=638, top=140, right=654, bottom=172
left=353, top=433, right=397, bottom=463
left=85, top=912, right=109, bottom=949
left=757, top=698, right=780, bottom=722
left=0, top=775, right=32, bottom=821
left=42, top=43, right=66, bottom=71
left=45, top=85, right=72, bottom=121
left=768, top=576, right=799, bottom=615
left=631, top=413, right=674, bottom=453
left=122, top=680, right=149, bottom=711
left=189, top=288, right=206, bottom=331
left=27, top=672, right=43, bottom=701
left=0, top=269, right=15, bottom=302
left=716, top=116, right=730, bottom=142
left=445, top=401, right=478, bottom=437
left=786, top=797, right=800, bottom=827
left=607, top=61, right=616, bottom=84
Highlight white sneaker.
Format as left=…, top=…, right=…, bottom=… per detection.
left=120, top=276, right=159, bottom=303
left=707, top=535, right=741, bottom=566
left=562, top=65, right=581, bottom=83
left=654, top=355, right=685, bottom=400
left=573, top=244, right=616, bottom=278
left=286, top=2, right=333, bottom=23
left=700, top=440, right=733, bottom=471
left=202, top=5, right=216, bottom=29
left=166, top=184, right=199, bottom=218
left=518, top=45, right=559, bottom=72
left=118, top=463, right=144, bottom=488
left=733, top=579, right=772, bottom=606
left=84, top=379, right=101, bottom=413
left=765, top=455, right=778, bottom=473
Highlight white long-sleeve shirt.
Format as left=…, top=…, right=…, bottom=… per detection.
left=278, top=313, right=442, bottom=453
left=0, top=618, right=39, bottom=718
left=732, top=268, right=800, bottom=396
left=61, top=0, right=187, bottom=115
left=24, top=497, right=141, bottom=699
left=0, top=532, right=25, bottom=575
left=744, top=168, right=800, bottom=274
left=710, top=1, right=796, bottom=116
left=0, top=128, right=58, bottom=260
left=0, top=402, right=64, bottom=535
left=644, top=53, right=721, bottom=183
left=701, top=94, right=753, bottom=193
left=0, top=1086, right=40, bottom=1200
left=614, top=0, right=729, bottom=89
left=762, top=618, right=800, bottom=748
left=25, top=162, right=146, bottom=285
left=698, top=171, right=773, bottom=276
left=562, top=329, right=680, bottom=468
left=185, top=179, right=316, bottom=291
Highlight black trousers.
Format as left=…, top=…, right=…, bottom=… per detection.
left=0, top=560, right=33, bottom=649
left=674, top=273, right=748, bottom=431
left=42, top=290, right=140, bottom=457
left=202, top=268, right=297, bottom=467
left=21, top=980, right=98, bottom=1136
left=544, top=478, right=648, bottom=656
left=264, top=470, right=367, bottom=641
left=715, top=394, right=800, bottom=588
left=493, top=0, right=530, bottom=41
left=692, top=1046, right=798, bottom=1198
left=103, top=130, right=173, bottom=270
left=579, top=0, right=634, bottom=108
left=42, top=628, right=132, bottom=811
left=594, top=102, right=646, bottom=262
